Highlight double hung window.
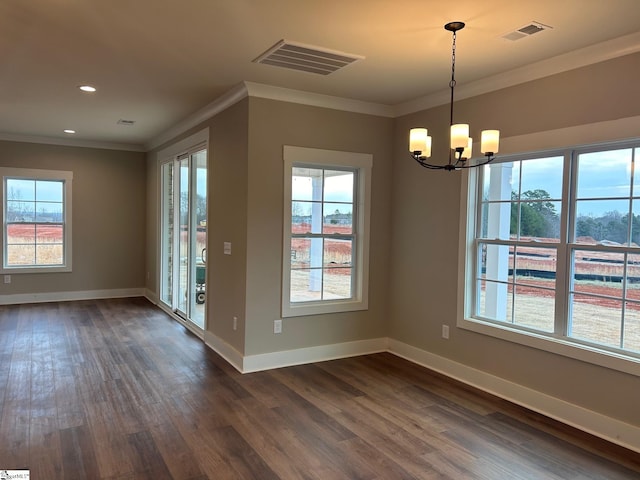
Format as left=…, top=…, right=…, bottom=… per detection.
left=283, top=146, right=371, bottom=317
left=1, top=168, right=72, bottom=273
left=466, top=142, right=640, bottom=365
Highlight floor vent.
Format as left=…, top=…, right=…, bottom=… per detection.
left=253, top=40, right=363, bottom=75
left=502, top=22, right=552, bottom=41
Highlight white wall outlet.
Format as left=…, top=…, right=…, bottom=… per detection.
left=442, top=324, right=450, bottom=339
left=224, top=242, right=232, bottom=255
left=273, top=319, right=282, bottom=334
left=233, top=316, right=238, bottom=331
left=4, top=275, right=10, bottom=284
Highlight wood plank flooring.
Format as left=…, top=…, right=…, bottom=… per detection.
left=0, top=297, right=639, bottom=479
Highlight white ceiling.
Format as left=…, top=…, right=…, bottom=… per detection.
left=2, top=0, right=639, bottom=150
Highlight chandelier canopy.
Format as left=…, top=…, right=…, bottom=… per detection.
left=409, top=22, right=500, bottom=171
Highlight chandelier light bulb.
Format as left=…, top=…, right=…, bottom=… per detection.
left=481, top=130, right=500, bottom=155
left=450, top=124, right=469, bottom=150
left=409, top=128, right=432, bottom=157
left=461, top=137, right=473, bottom=159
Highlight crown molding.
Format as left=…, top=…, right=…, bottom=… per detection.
left=393, top=30, right=640, bottom=117
left=146, top=82, right=249, bottom=151
left=244, top=81, right=395, bottom=118
left=0, top=132, right=145, bottom=152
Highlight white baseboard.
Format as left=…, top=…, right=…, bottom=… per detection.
left=242, top=337, right=388, bottom=373
left=0, top=288, right=145, bottom=305
left=202, top=332, right=388, bottom=374
left=144, top=289, right=159, bottom=305
left=204, top=330, right=245, bottom=373
left=387, top=338, right=640, bottom=454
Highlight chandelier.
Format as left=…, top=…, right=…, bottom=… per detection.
left=409, top=22, right=500, bottom=171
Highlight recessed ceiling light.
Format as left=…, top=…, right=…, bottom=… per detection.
left=78, top=85, right=96, bottom=92
left=63, top=129, right=76, bottom=134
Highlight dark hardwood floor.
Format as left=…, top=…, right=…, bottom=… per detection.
left=0, top=298, right=638, bottom=479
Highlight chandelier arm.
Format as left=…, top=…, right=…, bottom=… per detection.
left=454, top=155, right=496, bottom=169
left=410, top=152, right=496, bottom=171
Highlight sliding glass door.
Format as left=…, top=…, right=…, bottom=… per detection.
left=160, top=148, right=207, bottom=332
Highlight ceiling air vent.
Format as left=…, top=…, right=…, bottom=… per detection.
left=117, top=119, right=136, bottom=126
left=502, top=21, right=552, bottom=41
left=253, top=40, right=364, bottom=75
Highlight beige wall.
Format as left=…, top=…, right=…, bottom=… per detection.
left=145, top=100, right=250, bottom=354
left=0, top=141, right=146, bottom=295
left=145, top=97, right=394, bottom=357
left=244, top=98, right=394, bottom=356
left=390, top=52, right=640, bottom=426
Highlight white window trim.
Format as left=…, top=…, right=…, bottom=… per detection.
left=282, top=146, right=372, bottom=317
left=458, top=142, right=640, bottom=378
left=1, top=167, right=73, bottom=274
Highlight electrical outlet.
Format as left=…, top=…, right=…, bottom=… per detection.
left=4, top=275, right=10, bottom=284
left=233, top=316, right=238, bottom=331
left=274, top=319, right=282, bottom=334
left=442, top=324, right=450, bottom=339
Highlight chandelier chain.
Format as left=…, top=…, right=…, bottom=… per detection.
left=449, top=30, right=458, bottom=127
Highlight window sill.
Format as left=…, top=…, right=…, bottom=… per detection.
left=457, top=316, right=640, bottom=377
left=1, top=265, right=72, bottom=274
left=283, top=299, right=368, bottom=318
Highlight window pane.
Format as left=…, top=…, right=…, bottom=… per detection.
left=290, top=268, right=321, bottom=302
left=293, top=201, right=323, bottom=234
left=574, top=199, right=630, bottom=245
left=516, top=199, right=561, bottom=241
left=323, top=267, right=352, bottom=299
left=477, top=279, right=512, bottom=323
left=514, top=246, right=557, bottom=288
left=323, top=203, right=352, bottom=234
left=480, top=158, right=562, bottom=242
left=324, top=238, right=352, bottom=267
left=513, top=285, right=554, bottom=332
left=520, top=156, right=564, bottom=199
left=7, top=224, right=35, bottom=244
left=292, top=201, right=310, bottom=234
left=635, top=148, right=640, bottom=190
left=6, top=179, right=35, bottom=201
left=570, top=293, right=622, bottom=349
left=36, top=224, right=63, bottom=244
left=35, top=202, right=63, bottom=222
left=36, top=244, right=63, bottom=265
left=6, top=200, right=35, bottom=221
left=480, top=201, right=513, bottom=240
left=572, top=249, right=624, bottom=298
left=291, top=238, right=309, bottom=268
left=576, top=149, right=632, bottom=199
left=292, top=167, right=322, bottom=201
left=626, top=253, right=640, bottom=301
left=291, top=238, right=324, bottom=269
left=36, top=180, right=63, bottom=202
left=7, top=245, right=35, bottom=265
left=480, top=243, right=513, bottom=283
left=631, top=200, right=640, bottom=246
left=623, top=303, right=640, bottom=353
left=324, top=170, right=353, bottom=203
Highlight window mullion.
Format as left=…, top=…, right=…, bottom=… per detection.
left=555, top=150, right=575, bottom=338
